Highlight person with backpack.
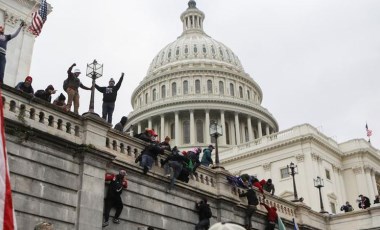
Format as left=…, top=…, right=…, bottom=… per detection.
left=195, top=198, right=212, bottom=230
left=95, top=73, right=124, bottom=123
left=64, top=63, right=92, bottom=114
left=15, top=76, right=34, bottom=95
left=201, top=145, right=214, bottom=167
left=34, top=85, right=57, bottom=103
left=187, top=147, right=202, bottom=176
left=239, top=186, right=258, bottom=230
left=0, top=21, right=25, bottom=83
left=161, top=151, right=187, bottom=191
left=103, top=170, right=128, bottom=227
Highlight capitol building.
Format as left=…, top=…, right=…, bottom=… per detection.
left=127, top=0, right=380, bottom=214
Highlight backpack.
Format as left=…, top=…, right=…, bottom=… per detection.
left=63, top=79, right=69, bottom=91
left=205, top=205, right=212, bottom=218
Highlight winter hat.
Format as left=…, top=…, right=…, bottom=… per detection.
left=73, top=69, right=81, bottom=74
left=209, top=222, right=246, bottom=230
left=109, top=78, right=115, bottom=83
left=119, top=170, right=127, bottom=176
left=208, top=144, right=215, bottom=149
left=45, top=85, right=54, bottom=91
left=58, top=93, right=66, bottom=100
left=25, top=76, right=33, bottom=82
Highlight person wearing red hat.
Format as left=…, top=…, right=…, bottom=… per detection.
left=103, top=170, right=128, bottom=227
left=64, top=63, right=92, bottom=114
left=0, top=21, right=25, bottom=83
left=15, top=76, right=34, bottom=95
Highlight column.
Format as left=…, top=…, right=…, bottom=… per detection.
left=241, top=123, right=246, bottom=143
left=234, top=112, right=240, bottom=145
left=372, top=171, right=379, bottom=196
left=148, top=118, right=152, bottom=129
left=247, top=117, right=253, bottom=142
left=221, top=111, right=226, bottom=145
left=205, top=110, right=210, bottom=144
left=175, top=112, right=179, bottom=146
left=258, top=120, right=262, bottom=138
left=265, top=124, right=270, bottom=136
left=190, top=110, right=195, bottom=144
left=160, top=115, right=165, bottom=142
left=365, top=167, right=375, bottom=200
left=137, top=123, right=141, bottom=134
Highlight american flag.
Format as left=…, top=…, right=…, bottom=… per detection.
left=28, top=0, right=48, bottom=36
left=366, top=123, right=372, bottom=137
left=0, top=92, right=17, bottom=229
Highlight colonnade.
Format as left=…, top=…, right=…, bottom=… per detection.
left=134, top=109, right=276, bottom=147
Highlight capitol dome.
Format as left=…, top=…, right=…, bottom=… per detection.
left=128, top=0, right=278, bottom=150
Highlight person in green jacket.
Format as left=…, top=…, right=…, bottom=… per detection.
left=201, top=145, right=214, bottom=166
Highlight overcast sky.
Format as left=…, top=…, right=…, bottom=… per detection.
left=29, top=0, right=380, bottom=148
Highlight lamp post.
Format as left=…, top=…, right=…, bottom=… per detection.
left=287, top=162, right=299, bottom=202
left=314, top=176, right=328, bottom=213
left=86, top=59, right=103, bottom=114
left=209, top=121, right=223, bottom=168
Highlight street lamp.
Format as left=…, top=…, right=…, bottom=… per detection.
left=209, top=121, right=223, bottom=168
left=314, top=176, right=328, bottom=214
left=287, top=162, right=299, bottom=202
left=86, top=59, right=103, bottom=114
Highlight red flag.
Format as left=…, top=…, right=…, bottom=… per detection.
left=0, top=91, right=17, bottom=229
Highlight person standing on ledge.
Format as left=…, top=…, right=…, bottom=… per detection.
left=95, top=73, right=124, bottom=123
left=0, top=21, right=25, bottom=84
left=64, top=63, right=92, bottom=114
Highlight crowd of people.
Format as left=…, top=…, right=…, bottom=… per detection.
left=341, top=194, right=380, bottom=213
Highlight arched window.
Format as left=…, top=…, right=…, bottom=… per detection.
left=171, top=123, right=175, bottom=139
left=183, top=120, right=190, bottom=144
left=247, top=90, right=250, bottom=100
left=145, top=93, right=148, bottom=104
left=152, top=89, right=156, bottom=101
left=207, top=80, right=213, bottom=93
left=239, top=86, right=243, bottom=98
left=161, top=85, right=166, bottom=99
left=183, top=80, right=189, bottom=95
left=230, top=83, right=234, bottom=96
left=196, top=120, right=204, bottom=143
left=195, top=80, right=201, bottom=94
left=172, top=82, right=177, bottom=96
left=225, top=122, right=230, bottom=145
left=219, top=81, right=224, bottom=95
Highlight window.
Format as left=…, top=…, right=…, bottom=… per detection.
left=219, top=81, right=224, bottom=95
left=239, top=86, right=243, bottom=98
left=195, top=80, right=201, bottom=94
left=196, top=120, right=204, bottom=143
left=281, top=168, right=290, bottom=179
left=172, top=82, right=177, bottom=96
left=161, top=85, right=166, bottom=99
left=183, top=80, right=189, bottom=95
left=330, top=202, right=336, bottom=214
left=230, top=83, right=234, bottom=96
left=225, top=122, right=230, bottom=144
left=207, top=80, right=213, bottom=93
left=325, top=169, right=331, bottom=180
left=152, top=89, right=156, bottom=101
left=247, top=90, right=250, bottom=100
left=183, top=120, right=190, bottom=144
left=171, top=123, right=175, bottom=139
left=145, top=93, right=148, bottom=104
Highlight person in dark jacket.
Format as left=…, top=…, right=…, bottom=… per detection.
left=103, top=170, right=128, bottom=227
left=239, top=186, right=258, bottom=230
left=201, top=145, right=214, bottom=167
left=64, top=63, right=91, bottom=114
left=15, top=76, right=34, bottom=95
left=140, top=141, right=164, bottom=174
left=263, top=179, right=275, bottom=195
left=34, top=85, right=56, bottom=102
left=0, top=21, right=24, bottom=83
left=358, top=195, right=371, bottom=209
left=162, top=152, right=187, bottom=191
left=159, top=136, right=172, bottom=152
left=374, top=195, right=380, bottom=204
left=340, top=201, right=353, bottom=212
left=195, top=198, right=211, bottom=230
left=114, top=116, right=128, bottom=132
left=260, top=202, right=278, bottom=230
left=95, top=73, right=124, bottom=123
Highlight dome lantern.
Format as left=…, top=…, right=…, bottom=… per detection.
left=181, top=0, right=205, bottom=35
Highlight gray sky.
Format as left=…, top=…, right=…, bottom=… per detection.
left=30, top=0, right=380, bottom=148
